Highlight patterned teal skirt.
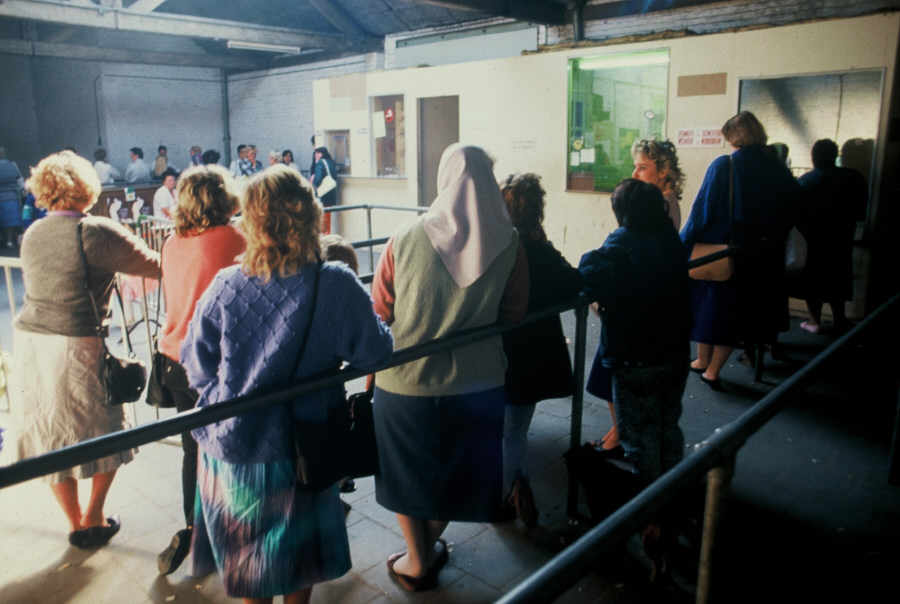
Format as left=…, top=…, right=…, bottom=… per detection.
left=192, top=452, right=351, bottom=598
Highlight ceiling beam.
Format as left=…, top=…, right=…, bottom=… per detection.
left=307, top=0, right=373, bottom=39
left=127, top=0, right=166, bottom=13
left=0, top=37, right=264, bottom=69
left=583, top=0, right=721, bottom=20
left=413, top=0, right=568, bottom=25
left=0, top=0, right=358, bottom=50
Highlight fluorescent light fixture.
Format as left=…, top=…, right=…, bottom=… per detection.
left=577, top=50, right=669, bottom=71
left=226, top=40, right=302, bottom=54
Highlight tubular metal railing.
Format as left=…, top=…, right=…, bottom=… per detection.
left=324, top=203, right=430, bottom=274
left=498, top=289, right=900, bottom=604
left=4, top=236, right=886, bottom=602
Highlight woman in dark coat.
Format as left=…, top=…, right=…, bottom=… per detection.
left=796, top=139, right=866, bottom=333
left=312, top=146, right=338, bottom=234
left=681, top=111, right=798, bottom=388
left=500, top=173, right=582, bottom=527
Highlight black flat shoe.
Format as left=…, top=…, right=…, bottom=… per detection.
left=699, top=375, right=723, bottom=391
left=69, top=515, right=121, bottom=549
left=158, top=527, right=192, bottom=575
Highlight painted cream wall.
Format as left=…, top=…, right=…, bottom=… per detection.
left=315, top=13, right=900, bottom=263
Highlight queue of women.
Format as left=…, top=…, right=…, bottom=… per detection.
left=9, top=109, right=860, bottom=602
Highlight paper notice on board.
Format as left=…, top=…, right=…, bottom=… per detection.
left=580, top=148, right=595, bottom=164
left=570, top=151, right=581, bottom=166
left=372, top=111, right=386, bottom=138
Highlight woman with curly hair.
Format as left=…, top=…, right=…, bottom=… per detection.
left=181, top=165, right=392, bottom=604
left=499, top=172, right=581, bottom=527
left=13, top=150, right=159, bottom=548
left=154, top=164, right=246, bottom=575
left=631, top=139, right=685, bottom=229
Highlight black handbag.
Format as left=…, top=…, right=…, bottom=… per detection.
left=290, top=261, right=379, bottom=491
left=77, top=222, right=147, bottom=406
left=145, top=242, right=175, bottom=408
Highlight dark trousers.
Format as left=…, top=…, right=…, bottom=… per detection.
left=160, top=354, right=199, bottom=527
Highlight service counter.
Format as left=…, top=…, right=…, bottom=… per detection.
left=91, top=182, right=160, bottom=222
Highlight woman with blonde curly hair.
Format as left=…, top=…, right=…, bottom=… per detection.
left=154, top=164, right=245, bottom=575
left=13, top=150, right=159, bottom=548
left=181, top=165, right=392, bottom=603
left=631, top=139, right=685, bottom=229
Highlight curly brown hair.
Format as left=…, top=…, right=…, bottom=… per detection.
left=500, top=172, right=547, bottom=241
left=631, top=139, right=685, bottom=201
left=320, top=233, right=359, bottom=274
left=27, top=150, right=101, bottom=212
left=241, top=164, right=321, bottom=282
left=173, top=165, right=238, bottom=236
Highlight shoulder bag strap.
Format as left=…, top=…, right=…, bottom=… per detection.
left=727, top=155, right=734, bottom=246
left=76, top=221, right=104, bottom=337
left=288, top=259, right=323, bottom=382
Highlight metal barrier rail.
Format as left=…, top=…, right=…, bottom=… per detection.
left=0, top=294, right=586, bottom=489
left=498, top=290, right=900, bottom=604
left=323, top=203, right=429, bottom=273
left=0, top=246, right=735, bottom=494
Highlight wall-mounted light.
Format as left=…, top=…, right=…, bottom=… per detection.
left=577, top=50, right=669, bottom=71
left=226, top=40, right=302, bottom=54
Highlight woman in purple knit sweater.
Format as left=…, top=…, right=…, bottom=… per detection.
left=180, top=165, right=393, bottom=604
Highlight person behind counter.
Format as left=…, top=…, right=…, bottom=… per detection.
left=153, top=168, right=178, bottom=219
left=125, top=147, right=151, bottom=183
left=154, top=145, right=176, bottom=179
left=93, top=148, right=121, bottom=185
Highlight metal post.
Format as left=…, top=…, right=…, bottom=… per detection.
left=889, top=380, right=900, bottom=485
left=696, top=457, right=735, bottom=604
left=4, top=265, right=16, bottom=319
left=221, top=69, right=232, bottom=167
left=366, top=205, right=375, bottom=274
left=573, top=0, right=586, bottom=42
left=567, top=302, right=588, bottom=517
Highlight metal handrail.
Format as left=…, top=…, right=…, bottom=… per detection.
left=0, top=247, right=736, bottom=490
left=498, top=290, right=900, bottom=604
left=0, top=293, right=586, bottom=489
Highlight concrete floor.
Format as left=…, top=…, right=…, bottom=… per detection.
left=1, top=244, right=899, bottom=602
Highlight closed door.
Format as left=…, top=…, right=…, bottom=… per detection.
left=418, top=96, right=459, bottom=206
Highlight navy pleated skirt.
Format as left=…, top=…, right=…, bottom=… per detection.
left=373, top=386, right=505, bottom=522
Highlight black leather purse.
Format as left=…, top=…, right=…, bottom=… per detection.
left=77, top=222, right=147, bottom=406
left=289, top=261, right=379, bottom=491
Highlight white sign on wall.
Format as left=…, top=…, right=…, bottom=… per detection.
left=676, top=128, right=724, bottom=147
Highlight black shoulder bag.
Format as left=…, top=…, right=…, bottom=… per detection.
left=77, top=221, right=148, bottom=406
left=290, top=261, right=379, bottom=491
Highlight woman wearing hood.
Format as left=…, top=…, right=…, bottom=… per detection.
left=371, top=143, right=529, bottom=592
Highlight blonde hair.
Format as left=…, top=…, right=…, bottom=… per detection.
left=173, top=164, right=238, bottom=236
left=631, top=139, right=685, bottom=201
left=27, top=150, right=101, bottom=212
left=722, top=111, right=768, bottom=148
left=320, top=233, right=359, bottom=274
left=241, top=164, right=321, bottom=281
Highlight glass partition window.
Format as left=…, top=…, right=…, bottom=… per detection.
left=325, top=129, right=350, bottom=175
left=372, top=95, right=406, bottom=177
left=567, top=50, right=669, bottom=192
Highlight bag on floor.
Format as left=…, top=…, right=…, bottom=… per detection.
left=564, top=443, right=642, bottom=524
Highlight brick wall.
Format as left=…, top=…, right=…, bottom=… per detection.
left=99, top=63, right=225, bottom=174
left=547, top=0, right=900, bottom=43
left=227, top=54, right=378, bottom=171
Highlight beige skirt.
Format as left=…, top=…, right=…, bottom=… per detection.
left=12, top=329, right=136, bottom=484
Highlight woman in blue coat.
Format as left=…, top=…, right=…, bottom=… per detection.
left=312, top=147, right=338, bottom=234
left=681, top=111, right=798, bottom=388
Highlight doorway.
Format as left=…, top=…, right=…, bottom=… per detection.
left=418, top=96, right=459, bottom=205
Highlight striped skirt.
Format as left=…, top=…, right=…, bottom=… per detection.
left=191, top=452, right=351, bottom=598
